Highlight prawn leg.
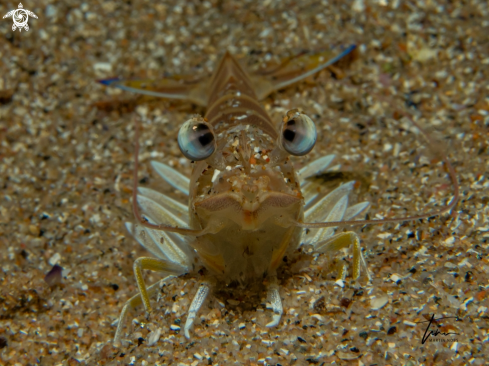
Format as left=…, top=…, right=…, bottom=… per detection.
left=315, top=232, right=371, bottom=281
left=133, top=257, right=186, bottom=313
left=266, top=276, right=283, bottom=328
left=114, top=275, right=174, bottom=346
left=184, top=282, right=211, bottom=339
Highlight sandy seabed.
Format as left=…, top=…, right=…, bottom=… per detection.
left=0, top=0, right=488, bottom=365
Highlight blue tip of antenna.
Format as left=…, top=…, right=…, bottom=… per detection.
left=97, top=78, right=120, bottom=86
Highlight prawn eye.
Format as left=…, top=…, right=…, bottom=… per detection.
left=280, top=110, right=317, bottom=156
left=178, top=117, right=216, bottom=161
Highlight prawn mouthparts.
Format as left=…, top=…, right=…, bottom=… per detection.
left=100, top=47, right=458, bottom=344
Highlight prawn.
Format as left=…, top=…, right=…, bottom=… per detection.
left=99, top=45, right=458, bottom=344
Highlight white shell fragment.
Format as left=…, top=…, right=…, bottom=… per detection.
left=146, top=328, right=162, bottom=346
left=334, top=279, right=345, bottom=288
left=370, top=295, right=389, bottom=310
left=48, top=253, right=61, bottom=266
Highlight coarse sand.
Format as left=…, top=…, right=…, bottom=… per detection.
left=0, top=0, right=488, bottom=365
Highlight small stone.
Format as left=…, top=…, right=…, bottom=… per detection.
left=147, top=328, right=162, bottom=346
left=93, top=62, right=112, bottom=73
left=313, top=297, right=326, bottom=313
left=443, top=236, right=455, bottom=246
left=390, top=274, right=402, bottom=282
left=29, top=225, right=40, bottom=236
left=352, top=0, right=365, bottom=12
left=48, top=252, right=61, bottom=266
left=334, top=279, right=345, bottom=288
left=310, top=314, right=324, bottom=322
left=45, top=4, right=57, bottom=18
left=377, top=232, right=392, bottom=239
left=412, top=48, right=438, bottom=63
left=403, top=320, right=416, bottom=327
left=340, top=298, right=352, bottom=308
left=370, top=295, right=389, bottom=310
left=451, top=342, right=458, bottom=352
left=44, top=264, right=63, bottom=286
left=337, top=351, right=361, bottom=360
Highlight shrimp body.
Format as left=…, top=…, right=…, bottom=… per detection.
left=189, top=54, right=304, bottom=283
left=101, top=45, right=458, bottom=343
left=101, top=47, right=382, bottom=343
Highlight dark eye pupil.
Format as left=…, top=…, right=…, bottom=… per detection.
left=283, top=119, right=296, bottom=141
left=283, top=128, right=295, bottom=142
left=199, top=132, right=214, bottom=146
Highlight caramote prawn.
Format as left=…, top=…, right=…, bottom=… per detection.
left=100, top=45, right=458, bottom=344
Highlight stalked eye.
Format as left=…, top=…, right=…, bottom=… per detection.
left=178, top=116, right=216, bottom=161
left=280, top=109, right=317, bottom=156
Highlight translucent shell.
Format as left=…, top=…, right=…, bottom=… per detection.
left=178, top=116, right=216, bottom=161
left=280, top=109, right=317, bottom=156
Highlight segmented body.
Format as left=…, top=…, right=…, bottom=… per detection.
left=190, top=54, right=304, bottom=283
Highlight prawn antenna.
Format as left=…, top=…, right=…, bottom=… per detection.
left=295, top=112, right=459, bottom=229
